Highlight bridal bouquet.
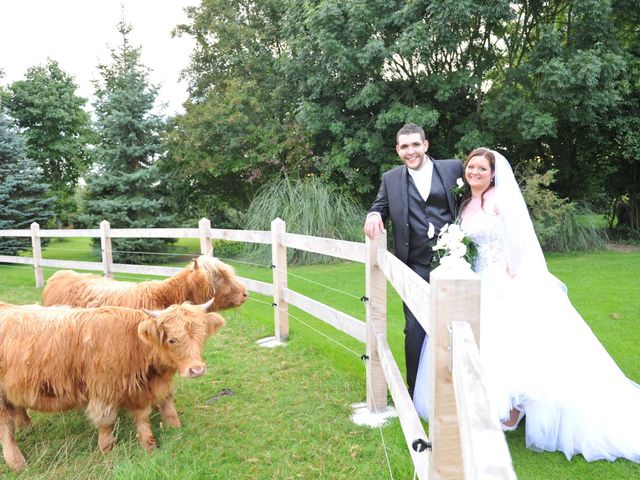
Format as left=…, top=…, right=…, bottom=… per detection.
left=429, top=223, right=478, bottom=269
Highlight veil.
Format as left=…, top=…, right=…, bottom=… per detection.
left=491, top=150, right=552, bottom=279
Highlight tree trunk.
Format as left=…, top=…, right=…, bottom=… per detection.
left=630, top=163, right=640, bottom=231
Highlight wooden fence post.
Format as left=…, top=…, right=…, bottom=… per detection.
left=428, top=265, right=481, bottom=480
left=271, top=218, right=288, bottom=342
left=30, top=222, right=44, bottom=288
left=199, top=218, right=213, bottom=256
left=365, top=232, right=388, bottom=412
left=100, top=220, right=113, bottom=278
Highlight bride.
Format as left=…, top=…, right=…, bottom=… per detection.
left=412, top=147, right=640, bottom=462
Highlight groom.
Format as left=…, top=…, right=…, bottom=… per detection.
left=364, top=123, right=463, bottom=397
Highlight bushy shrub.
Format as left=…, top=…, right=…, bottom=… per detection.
left=608, top=225, right=640, bottom=245
left=213, top=239, right=247, bottom=259
left=243, top=176, right=366, bottom=265
left=518, top=163, right=607, bottom=252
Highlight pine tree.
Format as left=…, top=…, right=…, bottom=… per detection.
left=81, top=18, right=177, bottom=264
left=0, top=113, right=55, bottom=255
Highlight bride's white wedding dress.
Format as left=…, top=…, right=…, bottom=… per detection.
left=413, top=207, right=640, bottom=462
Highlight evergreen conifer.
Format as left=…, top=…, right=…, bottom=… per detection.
left=81, top=19, right=177, bottom=264
left=0, top=113, right=55, bottom=255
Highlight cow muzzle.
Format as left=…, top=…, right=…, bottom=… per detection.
left=238, top=288, right=248, bottom=304
left=181, top=362, right=206, bottom=378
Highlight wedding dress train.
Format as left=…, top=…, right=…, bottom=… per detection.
left=412, top=208, right=640, bottom=462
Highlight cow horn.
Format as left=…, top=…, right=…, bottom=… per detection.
left=199, top=298, right=215, bottom=311
left=143, top=308, right=162, bottom=319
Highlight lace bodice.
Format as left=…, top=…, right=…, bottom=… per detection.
left=461, top=209, right=508, bottom=277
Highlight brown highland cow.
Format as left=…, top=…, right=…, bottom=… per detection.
left=0, top=300, right=224, bottom=471
left=42, top=255, right=247, bottom=312
left=40, top=255, right=247, bottom=428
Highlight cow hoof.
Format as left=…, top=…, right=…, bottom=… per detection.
left=142, top=438, right=157, bottom=453
left=161, top=416, right=181, bottom=428
left=98, top=436, right=116, bottom=453
left=5, top=451, right=27, bottom=471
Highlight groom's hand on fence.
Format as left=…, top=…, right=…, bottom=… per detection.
left=364, top=212, right=385, bottom=240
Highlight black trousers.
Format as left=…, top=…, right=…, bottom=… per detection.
left=403, top=262, right=431, bottom=397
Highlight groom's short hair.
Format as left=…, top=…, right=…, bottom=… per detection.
left=397, top=123, right=426, bottom=143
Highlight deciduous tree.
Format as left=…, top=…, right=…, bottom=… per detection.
left=4, top=59, right=92, bottom=227
left=482, top=1, right=627, bottom=202
left=164, top=0, right=310, bottom=219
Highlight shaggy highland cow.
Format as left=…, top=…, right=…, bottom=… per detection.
left=42, top=255, right=248, bottom=311
left=39, top=255, right=247, bottom=428
left=0, top=300, right=224, bottom=471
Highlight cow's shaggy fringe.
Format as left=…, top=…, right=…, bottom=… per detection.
left=42, top=255, right=247, bottom=312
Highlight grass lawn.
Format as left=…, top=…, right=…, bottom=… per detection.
left=0, top=238, right=639, bottom=479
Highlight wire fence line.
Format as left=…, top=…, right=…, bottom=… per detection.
left=109, top=249, right=198, bottom=257
left=0, top=263, right=32, bottom=271
left=281, top=268, right=365, bottom=301
left=0, top=263, right=162, bottom=284
left=247, top=296, right=363, bottom=359
left=247, top=294, right=395, bottom=480
left=366, top=367, right=396, bottom=480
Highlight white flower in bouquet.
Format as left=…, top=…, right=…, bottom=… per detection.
left=431, top=222, right=478, bottom=269
left=445, top=223, right=465, bottom=244
left=449, top=243, right=467, bottom=259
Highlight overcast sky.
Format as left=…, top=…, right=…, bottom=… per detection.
left=0, top=0, right=198, bottom=115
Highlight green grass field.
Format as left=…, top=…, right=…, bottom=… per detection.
left=0, top=238, right=639, bottom=479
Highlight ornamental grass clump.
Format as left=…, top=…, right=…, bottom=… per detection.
left=244, top=176, right=366, bottom=265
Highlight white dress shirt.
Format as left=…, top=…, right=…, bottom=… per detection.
left=407, top=158, right=434, bottom=202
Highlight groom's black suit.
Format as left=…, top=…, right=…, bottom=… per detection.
left=368, top=157, right=463, bottom=396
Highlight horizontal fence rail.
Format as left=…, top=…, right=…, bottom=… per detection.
left=450, top=321, right=517, bottom=479
left=109, top=228, right=201, bottom=239
left=211, top=228, right=272, bottom=244
left=283, top=288, right=366, bottom=342
left=376, top=249, right=431, bottom=335
left=0, top=227, right=275, bottom=243
left=240, top=277, right=274, bottom=297
left=375, top=331, right=430, bottom=478
left=42, top=259, right=104, bottom=272
left=0, top=229, right=100, bottom=238
left=0, top=255, right=34, bottom=265
left=281, top=232, right=367, bottom=263
left=0, top=230, right=34, bottom=237
left=0, top=218, right=515, bottom=479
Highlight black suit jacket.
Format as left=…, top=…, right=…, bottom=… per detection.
left=368, top=157, right=464, bottom=264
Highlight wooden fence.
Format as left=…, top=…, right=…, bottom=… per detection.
left=0, top=219, right=516, bottom=479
